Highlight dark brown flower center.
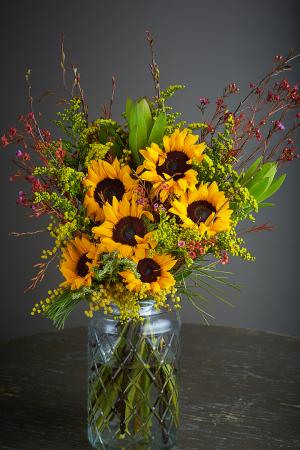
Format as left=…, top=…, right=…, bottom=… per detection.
left=187, top=200, right=216, bottom=224
left=113, top=217, right=146, bottom=246
left=137, top=258, right=161, bottom=283
left=76, top=253, right=91, bottom=277
left=94, top=178, right=125, bottom=207
left=157, top=151, right=189, bottom=181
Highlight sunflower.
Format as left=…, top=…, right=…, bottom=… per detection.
left=83, top=158, right=136, bottom=222
left=92, top=196, right=155, bottom=258
left=169, top=182, right=232, bottom=236
left=60, top=234, right=99, bottom=290
left=119, top=248, right=177, bottom=294
left=138, top=128, right=206, bottom=201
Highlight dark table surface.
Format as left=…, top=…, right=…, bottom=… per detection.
left=0, top=324, right=299, bottom=450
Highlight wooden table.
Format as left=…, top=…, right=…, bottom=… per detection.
left=0, top=325, right=299, bottom=450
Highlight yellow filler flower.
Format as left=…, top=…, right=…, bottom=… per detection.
left=138, top=128, right=206, bottom=201
left=92, top=196, right=155, bottom=258
left=119, top=248, right=177, bottom=294
left=60, top=234, right=98, bottom=290
left=169, top=182, right=232, bottom=236
left=83, top=158, right=136, bottom=222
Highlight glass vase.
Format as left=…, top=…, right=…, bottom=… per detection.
left=87, top=300, right=181, bottom=450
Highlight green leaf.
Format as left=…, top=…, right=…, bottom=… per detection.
left=138, top=98, right=153, bottom=138
left=147, top=112, right=167, bottom=146
left=248, top=177, right=271, bottom=199
left=98, top=123, right=122, bottom=158
left=240, top=157, right=262, bottom=185
left=128, top=102, right=148, bottom=166
left=258, top=162, right=276, bottom=179
left=125, top=97, right=133, bottom=119
left=258, top=202, right=275, bottom=208
left=245, top=161, right=277, bottom=192
left=257, top=174, right=286, bottom=203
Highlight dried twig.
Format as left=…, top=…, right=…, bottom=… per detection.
left=10, top=229, right=47, bottom=237
left=25, top=69, right=45, bottom=143
left=108, top=75, right=117, bottom=119
left=60, top=33, right=71, bottom=97
left=71, top=64, right=88, bottom=120
left=238, top=222, right=275, bottom=236
left=25, top=254, right=58, bottom=293
left=145, top=30, right=161, bottom=102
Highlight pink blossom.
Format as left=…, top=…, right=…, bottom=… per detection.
left=1, top=135, right=9, bottom=148
left=55, top=147, right=66, bottom=161
left=274, top=120, right=285, bottom=131
left=279, top=79, right=291, bottom=91
left=25, top=124, right=33, bottom=134
left=17, top=190, right=26, bottom=206
left=178, top=240, right=186, bottom=248
left=198, top=97, right=210, bottom=106
left=220, top=251, right=229, bottom=265
left=32, top=178, right=43, bottom=192
left=41, top=129, right=51, bottom=141
left=9, top=127, right=17, bottom=137
left=188, top=250, right=197, bottom=260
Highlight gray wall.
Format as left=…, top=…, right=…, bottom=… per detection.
left=0, top=0, right=299, bottom=340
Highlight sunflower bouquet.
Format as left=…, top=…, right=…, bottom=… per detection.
left=2, top=33, right=299, bottom=449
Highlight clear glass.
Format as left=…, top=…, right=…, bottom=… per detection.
left=87, top=300, right=181, bottom=450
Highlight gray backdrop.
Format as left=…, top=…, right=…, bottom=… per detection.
left=0, top=0, right=299, bottom=340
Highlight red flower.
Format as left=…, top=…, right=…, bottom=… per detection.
left=41, top=129, right=51, bottom=142
left=1, top=135, right=9, bottom=148
left=188, top=250, right=197, bottom=260
left=198, top=97, right=210, bottom=106
left=255, top=128, right=263, bottom=141
left=27, top=112, right=35, bottom=121
left=228, top=83, right=239, bottom=94
left=266, top=91, right=279, bottom=102
left=55, top=141, right=66, bottom=162
left=290, top=85, right=299, bottom=101
left=279, top=79, right=291, bottom=91
left=25, top=124, right=33, bottom=134
left=220, top=251, right=229, bottom=265
left=32, top=178, right=43, bottom=192
left=9, top=127, right=17, bottom=137
left=274, top=121, right=285, bottom=131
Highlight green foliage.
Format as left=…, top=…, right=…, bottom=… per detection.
left=147, top=112, right=167, bottom=146
left=209, top=116, right=235, bottom=165
left=149, top=84, right=186, bottom=133
left=93, top=252, right=140, bottom=283
left=55, top=98, right=87, bottom=146
left=154, top=84, right=186, bottom=116
left=45, top=287, right=93, bottom=329
left=33, top=165, right=84, bottom=197
left=240, top=158, right=286, bottom=209
left=97, top=119, right=125, bottom=159
left=128, top=99, right=151, bottom=165
left=33, top=191, right=78, bottom=219
left=175, top=261, right=240, bottom=324
left=84, top=141, right=113, bottom=167
left=214, top=228, right=255, bottom=261
left=127, top=98, right=154, bottom=166
left=45, top=211, right=90, bottom=259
